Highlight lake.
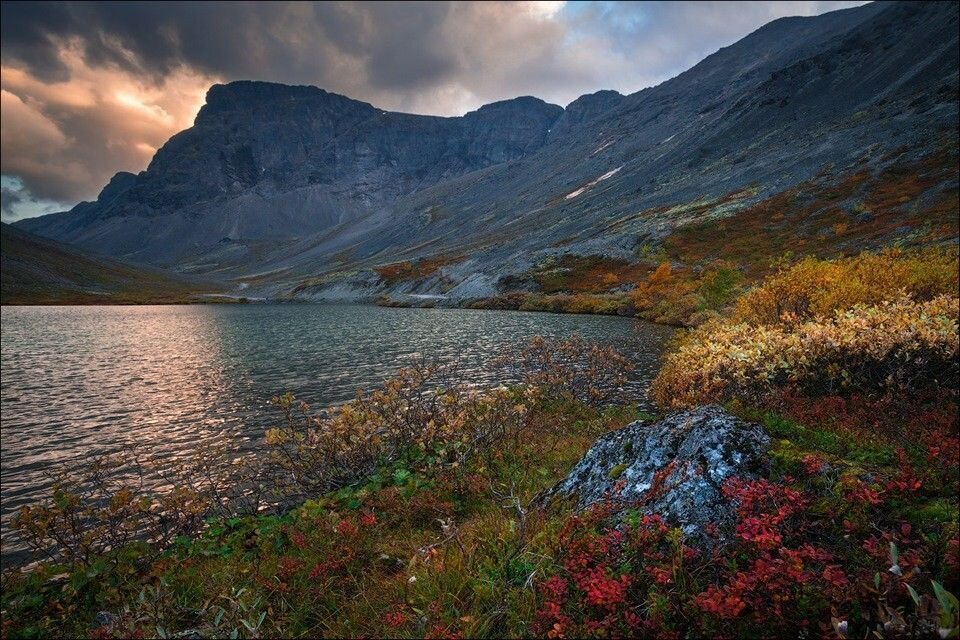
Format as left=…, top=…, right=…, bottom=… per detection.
left=0, top=304, right=674, bottom=564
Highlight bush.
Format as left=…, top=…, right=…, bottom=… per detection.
left=11, top=455, right=209, bottom=565
left=735, top=247, right=958, bottom=326
left=630, top=261, right=743, bottom=326
left=466, top=293, right=526, bottom=310
left=652, top=295, right=959, bottom=409
left=494, top=335, right=634, bottom=407
left=265, top=363, right=539, bottom=497
left=268, top=337, right=633, bottom=499
left=533, top=470, right=960, bottom=639
left=517, top=293, right=631, bottom=315
left=698, top=263, right=742, bottom=309
left=630, top=262, right=699, bottom=326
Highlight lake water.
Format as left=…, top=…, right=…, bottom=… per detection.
left=0, top=304, right=674, bottom=564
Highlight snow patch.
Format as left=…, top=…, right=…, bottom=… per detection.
left=591, top=139, right=615, bottom=155
left=565, top=166, right=623, bottom=200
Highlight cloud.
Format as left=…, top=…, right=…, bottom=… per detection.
left=1, top=175, right=64, bottom=221
left=0, top=1, right=868, bottom=219
left=1, top=40, right=215, bottom=216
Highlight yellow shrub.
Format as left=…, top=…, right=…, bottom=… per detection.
left=630, top=262, right=701, bottom=325
left=735, top=247, right=959, bottom=325
left=652, top=295, right=959, bottom=409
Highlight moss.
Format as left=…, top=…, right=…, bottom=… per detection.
left=374, top=254, right=462, bottom=285
left=529, top=255, right=649, bottom=295
left=609, top=463, right=629, bottom=480
left=897, top=498, right=960, bottom=525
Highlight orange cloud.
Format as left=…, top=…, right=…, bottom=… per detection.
left=1, top=39, right=217, bottom=204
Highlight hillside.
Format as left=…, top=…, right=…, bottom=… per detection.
left=0, top=224, right=221, bottom=304
left=13, top=1, right=959, bottom=309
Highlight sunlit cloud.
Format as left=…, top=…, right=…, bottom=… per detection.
left=0, top=38, right=217, bottom=217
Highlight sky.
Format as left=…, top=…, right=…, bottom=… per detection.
left=0, top=0, right=868, bottom=222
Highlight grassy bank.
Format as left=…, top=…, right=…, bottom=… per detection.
left=2, top=252, right=958, bottom=639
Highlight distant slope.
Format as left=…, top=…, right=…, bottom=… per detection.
left=1, top=224, right=221, bottom=304
left=14, top=1, right=959, bottom=305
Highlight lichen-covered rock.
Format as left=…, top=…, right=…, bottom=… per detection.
left=550, top=405, right=770, bottom=545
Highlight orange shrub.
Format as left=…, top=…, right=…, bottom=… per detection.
left=630, top=262, right=700, bottom=325
left=735, top=247, right=958, bottom=326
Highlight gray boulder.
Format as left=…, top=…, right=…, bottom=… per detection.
left=551, top=405, right=770, bottom=545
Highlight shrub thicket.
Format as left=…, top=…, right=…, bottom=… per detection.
left=652, top=295, right=959, bottom=409
left=735, top=247, right=958, bottom=326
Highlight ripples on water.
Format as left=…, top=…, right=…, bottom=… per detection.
left=0, top=304, right=674, bottom=563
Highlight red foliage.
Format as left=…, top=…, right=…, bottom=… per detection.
left=801, top=454, right=825, bottom=476
left=533, top=508, right=694, bottom=637
left=533, top=465, right=958, bottom=638
left=383, top=609, right=408, bottom=628
left=723, top=478, right=807, bottom=549
left=886, top=449, right=923, bottom=494
left=336, top=518, right=359, bottom=538
left=276, top=556, right=303, bottom=580
left=774, top=388, right=959, bottom=473
left=288, top=530, right=308, bottom=550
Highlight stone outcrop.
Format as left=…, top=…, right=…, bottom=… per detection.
left=550, top=405, right=770, bottom=545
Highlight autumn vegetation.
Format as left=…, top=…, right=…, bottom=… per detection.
left=454, top=147, right=960, bottom=325
left=2, top=247, right=959, bottom=639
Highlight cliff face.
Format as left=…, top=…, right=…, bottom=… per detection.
left=18, top=81, right=563, bottom=263
left=15, top=1, right=960, bottom=298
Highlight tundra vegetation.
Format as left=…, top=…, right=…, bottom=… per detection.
left=1, top=249, right=958, bottom=639
left=458, top=148, right=959, bottom=326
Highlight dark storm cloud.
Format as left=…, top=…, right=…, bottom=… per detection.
left=0, top=1, right=867, bottom=219
left=1, top=181, right=24, bottom=220
left=1, top=2, right=466, bottom=94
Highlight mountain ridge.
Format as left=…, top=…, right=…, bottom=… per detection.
left=13, top=0, right=959, bottom=306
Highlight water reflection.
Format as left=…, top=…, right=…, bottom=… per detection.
left=0, top=304, right=673, bottom=562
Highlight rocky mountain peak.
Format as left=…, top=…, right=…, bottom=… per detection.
left=468, top=95, right=562, bottom=118
left=548, top=89, right=625, bottom=138
left=95, top=171, right=137, bottom=205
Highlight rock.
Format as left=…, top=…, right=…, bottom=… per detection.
left=547, top=89, right=625, bottom=139
left=550, top=405, right=770, bottom=546
left=92, top=611, right=116, bottom=629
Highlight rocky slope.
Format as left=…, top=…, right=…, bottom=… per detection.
left=16, top=83, right=562, bottom=269
left=15, top=1, right=959, bottom=303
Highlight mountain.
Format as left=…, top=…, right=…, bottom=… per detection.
left=16, top=84, right=562, bottom=269
left=15, top=1, right=959, bottom=304
left=0, top=223, right=220, bottom=304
